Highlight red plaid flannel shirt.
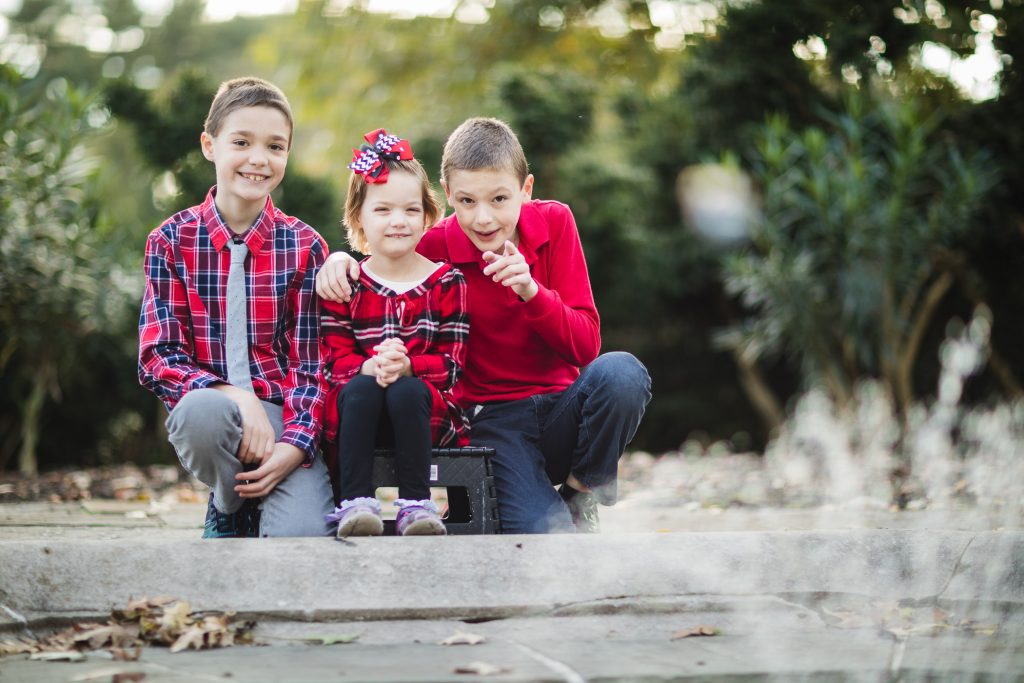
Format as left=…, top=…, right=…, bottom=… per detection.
left=138, top=188, right=327, bottom=462
left=320, top=261, right=469, bottom=446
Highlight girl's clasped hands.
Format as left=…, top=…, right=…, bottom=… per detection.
left=367, top=337, right=409, bottom=388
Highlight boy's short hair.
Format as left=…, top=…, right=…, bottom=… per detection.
left=343, top=159, right=442, bottom=255
left=204, top=77, right=294, bottom=147
left=441, top=117, right=529, bottom=185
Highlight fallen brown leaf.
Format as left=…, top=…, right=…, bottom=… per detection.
left=454, top=661, right=511, bottom=675
left=439, top=631, right=487, bottom=646
left=671, top=625, right=719, bottom=639
left=0, top=598, right=256, bottom=659
left=821, top=606, right=875, bottom=629
left=159, top=601, right=193, bottom=634
left=169, top=624, right=207, bottom=653
left=306, top=633, right=361, bottom=645
left=112, top=674, right=147, bottom=683
left=115, top=596, right=177, bottom=621
left=74, top=623, right=139, bottom=650
left=110, top=646, right=142, bottom=661
left=959, top=620, right=999, bottom=636
left=70, top=668, right=131, bottom=682
left=29, top=650, right=86, bottom=662
left=0, top=638, right=38, bottom=656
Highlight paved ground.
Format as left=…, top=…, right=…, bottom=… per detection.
left=1, top=482, right=1022, bottom=681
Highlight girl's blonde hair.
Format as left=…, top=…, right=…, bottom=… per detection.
left=343, top=159, right=442, bottom=254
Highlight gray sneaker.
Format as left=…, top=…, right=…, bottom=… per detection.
left=558, top=485, right=600, bottom=533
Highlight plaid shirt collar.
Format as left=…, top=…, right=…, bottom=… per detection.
left=443, top=200, right=549, bottom=266
left=201, top=186, right=276, bottom=255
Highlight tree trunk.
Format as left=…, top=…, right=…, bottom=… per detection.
left=18, top=370, right=48, bottom=477
left=895, top=270, right=954, bottom=417
left=730, top=347, right=786, bottom=436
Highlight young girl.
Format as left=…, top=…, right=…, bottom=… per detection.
left=321, top=129, right=469, bottom=537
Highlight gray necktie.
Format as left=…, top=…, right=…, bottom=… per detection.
left=225, top=240, right=254, bottom=392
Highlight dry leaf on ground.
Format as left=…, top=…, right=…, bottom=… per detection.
left=156, top=600, right=192, bottom=641
left=115, top=596, right=177, bottom=621
left=671, top=625, right=719, bottom=639
left=440, top=631, right=487, bottom=646
left=71, top=669, right=144, bottom=682
left=74, top=623, right=140, bottom=650
left=0, top=638, right=37, bottom=656
left=959, top=620, right=1000, bottom=636
left=0, top=598, right=256, bottom=659
left=169, top=623, right=207, bottom=653
left=454, top=661, right=511, bottom=675
left=307, top=634, right=361, bottom=645
left=110, top=646, right=142, bottom=661
left=822, top=606, right=875, bottom=629
left=112, top=674, right=147, bottom=683
left=29, top=650, right=86, bottom=661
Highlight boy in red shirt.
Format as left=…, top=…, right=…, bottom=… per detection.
left=317, top=118, right=650, bottom=533
left=139, top=78, right=334, bottom=537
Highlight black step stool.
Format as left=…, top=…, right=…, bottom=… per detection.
left=372, top=446, right=501, bottom=535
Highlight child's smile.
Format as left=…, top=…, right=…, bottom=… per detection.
left=358, top=170, right=427, bottom=260
left=200, top=105, right=291, bottom=228
left=443, top=169, right=533, bottom=253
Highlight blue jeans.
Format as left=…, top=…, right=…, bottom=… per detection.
left=469, top=352, right=651, bottom=534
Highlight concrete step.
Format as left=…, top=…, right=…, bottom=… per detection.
left=1, top=530, right=1021, bottom=626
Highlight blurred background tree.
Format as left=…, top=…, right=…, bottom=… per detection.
left=718, top=95, right=998, bottom=419
left=0, top=0, right=1020, bottom=471
left=0, top=66, right=129, bottom=475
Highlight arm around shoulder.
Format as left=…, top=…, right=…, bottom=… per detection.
left=316, top=249, right=362, bottom=303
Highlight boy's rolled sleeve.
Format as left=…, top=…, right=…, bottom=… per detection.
left=515, top=204, right=600, bottom=366
left=138, top=233, right=222, bottom=408
left=280, top=238, right=328, bottom=464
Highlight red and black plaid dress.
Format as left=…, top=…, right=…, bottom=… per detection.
left=320, top=261, right=470, bottom=447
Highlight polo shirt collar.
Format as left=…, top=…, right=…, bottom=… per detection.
left=202, top=186, right=275, bottom=254
left=443, top=200, right=549, bottom=265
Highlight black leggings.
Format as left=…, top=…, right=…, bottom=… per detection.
left=335, top=375, right=433, bottom=501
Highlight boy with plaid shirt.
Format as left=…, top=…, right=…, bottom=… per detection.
left=138, top=77, right=333, bottom=537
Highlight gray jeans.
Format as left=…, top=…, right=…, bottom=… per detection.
left=165, top=388, right=334, bottom=537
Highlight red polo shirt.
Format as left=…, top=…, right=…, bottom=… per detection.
left=417, top=199, right=601, bottom=406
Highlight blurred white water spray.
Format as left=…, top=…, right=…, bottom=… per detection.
left=765, top=305, right=1023, bottom=524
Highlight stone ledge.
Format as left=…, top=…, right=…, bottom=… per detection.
left=2, top=531, right=1020, bottom=625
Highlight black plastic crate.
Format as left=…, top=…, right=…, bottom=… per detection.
left=372, top=446, right=501, bottom=535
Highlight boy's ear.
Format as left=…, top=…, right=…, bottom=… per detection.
left=440, top=179, right=451, bottom=201
left=521, top=174, right=534, bottom=199
left=200, top=132, right=215, bottom=162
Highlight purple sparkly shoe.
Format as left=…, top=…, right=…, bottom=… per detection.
left=395, top=499, right=447, bottom=536
left=325, top=497, right=383, bottom=538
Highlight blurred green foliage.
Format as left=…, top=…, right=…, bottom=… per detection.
left=0, top=66, right=132, bottom=474
left=720, top=95, right=997, bottom=417
left=1, top=0, right=1022, bottom=473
